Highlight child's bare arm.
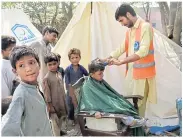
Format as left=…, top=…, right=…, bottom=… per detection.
left=69, top=86, right=78, bottom=109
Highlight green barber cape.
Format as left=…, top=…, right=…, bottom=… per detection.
left=76, top=76, right=146, bottom=136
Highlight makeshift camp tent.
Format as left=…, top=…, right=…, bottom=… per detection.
left=53, top=2, right=182, bottom=126
left=1, top=9, right=42, bottom=46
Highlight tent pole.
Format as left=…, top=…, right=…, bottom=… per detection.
left=91, top=2, right=92, bottom=14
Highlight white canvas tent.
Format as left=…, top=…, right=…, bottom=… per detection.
left=53, top=2, right=182, bottom=126
left=1, top=9, right=42, bottom=46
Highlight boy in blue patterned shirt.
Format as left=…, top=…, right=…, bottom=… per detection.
left=65, top=48, right=88, bottom=125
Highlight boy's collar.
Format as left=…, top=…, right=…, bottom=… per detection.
left=90, top=76, right=103, bottom=83
left=20, top=81, right=38, bottom=88
left=2, top=58, right=10, bottom=61
left=42, top=38, right=50, bottom=46
left=48, top=70, right=57, bottom=73
left=70, top=64, right=80, bottom=68
left=2, top=57, right=9, bottom=60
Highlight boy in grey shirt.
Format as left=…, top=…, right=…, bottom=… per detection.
left=1, top=46, right=53, bottom=136
left=29, top=26, right=59, bottom=89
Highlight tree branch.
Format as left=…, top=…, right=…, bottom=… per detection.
left=158, top=2, right=169, bottom=35
left=51, top=2, right=59, bottom=26
left=28, top=2, right=43, bottom=25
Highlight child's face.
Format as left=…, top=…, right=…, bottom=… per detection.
left=69, top=54, right=81, bottom=66
left=45, top=32, right=58, bottom=43
left=1, top=44, right=15, bottom=59
left=14, top=55, right=40, bottom=84
left=47, top=61, right=59, bottom=72
left=91, top=70, right=104, bottom=81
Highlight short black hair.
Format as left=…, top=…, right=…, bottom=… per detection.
left=42, top=26, right=59, bottom=36
left=44, top=52, right=59, bottom=64
left=1, top=35, right=16, bottom=51
left=9, top=46, right=40, bottom=69
left=115, top=4, right=136, bottom=20
left=56, top=53, right=61, bottom=61
left=88, top=59, right=105, bottom=74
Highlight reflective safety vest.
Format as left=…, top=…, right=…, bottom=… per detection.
left=125, top=21, right=156, bottom=79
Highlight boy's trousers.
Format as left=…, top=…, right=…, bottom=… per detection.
left=66, top=94, right=75, bottom=120
left=50, top=113, right=67, bottom=136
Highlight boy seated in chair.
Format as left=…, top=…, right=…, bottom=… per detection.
left=74, top=59, right=148, bottom=136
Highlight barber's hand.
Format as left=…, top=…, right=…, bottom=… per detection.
left=113, top=60, right=122, bottom=66
left=108, top=58, right=115, bottom=65
left=95, top=112, right=102, bottom=119
left=97, top=58, right=107, bottom=63
left=108, top=58, right=120, bottom=66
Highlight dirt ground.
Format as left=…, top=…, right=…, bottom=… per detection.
left=63, top=122, right=180, bottom=137
left=62, top=120, right=82, bottom=136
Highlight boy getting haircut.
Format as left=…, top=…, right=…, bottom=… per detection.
left=88, top=60, right=105, bottom=74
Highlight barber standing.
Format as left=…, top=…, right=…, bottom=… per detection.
left=100, top=4, right=157, bottom=117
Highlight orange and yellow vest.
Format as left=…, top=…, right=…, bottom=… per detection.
left=125, top=21, right=156, bottom=79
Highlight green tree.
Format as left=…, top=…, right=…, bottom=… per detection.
left=2, top=2, right=78, bottom=38
left=158, top=2, right=182, bottom=46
